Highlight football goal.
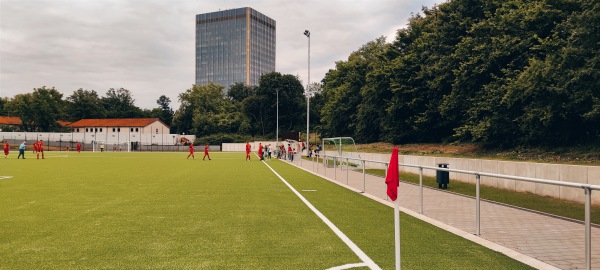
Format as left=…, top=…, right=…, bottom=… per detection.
left=92, top=141, right=131, bottom=152
left=321, top=137, right=361, bottom=167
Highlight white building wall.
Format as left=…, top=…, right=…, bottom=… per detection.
left=0, top=131, right=193, bottom=146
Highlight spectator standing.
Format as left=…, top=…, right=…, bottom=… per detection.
left=18, top=141, right=26, bottom=159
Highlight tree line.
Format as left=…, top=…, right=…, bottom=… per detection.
left=0, top=87, right=174, bottom=132
left=0, top=72, right=310, bottom=143
left=317, top=0, right=599, bottom=147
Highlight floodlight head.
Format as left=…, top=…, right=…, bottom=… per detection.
left=304, top=30, right=310, bottom=37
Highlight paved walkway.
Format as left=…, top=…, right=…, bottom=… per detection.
left=286, top=158, right=599, bottom=270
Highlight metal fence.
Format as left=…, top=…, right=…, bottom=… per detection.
left=290, top=152, right=599, bottom=270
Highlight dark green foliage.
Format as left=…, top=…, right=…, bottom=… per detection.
left=255, top=72, right=306, bottom=137
left=66, top=88, right=107, bottom=120
left=227, top=82, right=256, bottom=103
left=319, top=0, right=598, bottom=147
left=196, top=133, right=253, bottom=145
left=102, top=88, right=144, bottom=118
left=155, top=95, right=174, bottom=128
left=4, top=87, right=64, bottom=131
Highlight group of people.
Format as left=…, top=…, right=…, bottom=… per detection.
left=245, top=142, right=309, bottom=162
left=6, top=140, right=45, bottom=159
left=4, top=140, right=322, bottom=161
left=245, top=142, right=274, bottom=161
left=187, top=143, right=211, bottom=160
left=3, top=141, right=84, bottom=159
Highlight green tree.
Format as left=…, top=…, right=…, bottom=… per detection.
left=173, top=83, right=245, bottom=137
left=255, top=72, right=305, bottom=137
left=320, top=55, right=365, bottom=138
left=31, top=87, right=65, bottom=131
left=0, top=97, right=7, bottom=116
left=227, top=82, right=256, bottom=104
left=156, top=95, right=174, bottom=128
left=102, top=88, right=143, bottom=118
left=354, top=37, right=390, bottom=143
left=66, top=89, right=106, bottom=120
left=503, top=0, right=600, bottom=146
left=5, top=93, right=35, bottom=131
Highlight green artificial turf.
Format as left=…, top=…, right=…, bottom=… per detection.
left=0, top=152, right=532, bottom=269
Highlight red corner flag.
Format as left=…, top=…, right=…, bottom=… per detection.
left=385, top=147, right=399, bottom=201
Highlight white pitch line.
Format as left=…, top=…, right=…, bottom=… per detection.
left=0, top=176, right=14, bottom=180
left=327, top=262, right=370, bottom=270
left=262, top=161, right=381, bottom=270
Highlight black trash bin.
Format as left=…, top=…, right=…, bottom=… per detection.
left=436, top=163, right=449, bottom=189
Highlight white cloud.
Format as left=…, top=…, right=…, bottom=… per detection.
left=0, top=0, right=439, bottom=109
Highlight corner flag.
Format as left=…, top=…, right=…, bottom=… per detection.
left=386, top=147, right=402, bottom=270
left=385, top=147, right=399, bottom=201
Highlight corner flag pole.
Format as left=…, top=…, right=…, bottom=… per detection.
left=385, top=147, right=401, bottom=270
left=395, top=187, right=401, bottom=270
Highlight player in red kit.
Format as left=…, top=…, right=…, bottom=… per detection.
left=33, top=141, right=39, bottom=154
left=245, top=142, right=251, bottom=161
left=3, top=141, right=9, bottom=158
left=258, top=143, right=263, bottom=161
left=187, top=144, right=195, bottom=159
left=76, top=142, right=81, bottom=153
left=37, top=140, right=45, bottom=159
left=203, top=144, right=211, bottom=160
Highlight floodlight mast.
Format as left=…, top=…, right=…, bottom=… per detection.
left=276, top=88, right=279, bottom=148
left=304, top=30, right=310, bottom=156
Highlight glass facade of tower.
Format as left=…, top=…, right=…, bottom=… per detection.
left=195, top=8, right=276, bottom=89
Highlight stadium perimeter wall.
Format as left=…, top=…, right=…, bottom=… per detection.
left=330, top=151, right=600, bottom=205
left=0, top=132, right=195, bottom=147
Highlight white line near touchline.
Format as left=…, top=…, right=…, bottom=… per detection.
left=261, top=161, right=381, bottom=270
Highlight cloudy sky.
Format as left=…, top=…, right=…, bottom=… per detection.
left=1, top=0, right=440, bottom=109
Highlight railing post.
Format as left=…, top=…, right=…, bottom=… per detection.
left=585, top=187, right=591, bottom=270
left=334, top=157, right=337, bottom=180
left=324, top=154, right=327, bottom=178
left=346, top=157, right=349, bottom=184
left=362, top=160, right=366, bottom=193
left=419, top=167, right=423, bottom=214
left=476, top=173, right=481, bottom=236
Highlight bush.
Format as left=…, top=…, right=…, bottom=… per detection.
left=196, top=133, right=254, bottom=145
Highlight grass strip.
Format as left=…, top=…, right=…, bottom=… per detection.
left=362, top=169, right=600, bottom=224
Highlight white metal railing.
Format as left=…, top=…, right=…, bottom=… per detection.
left=292, top=153, right=599, bottom=270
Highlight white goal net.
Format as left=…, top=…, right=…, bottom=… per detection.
left=321, top=137, right=361, bottom=161
left=92, top=141, right=131, bottom=152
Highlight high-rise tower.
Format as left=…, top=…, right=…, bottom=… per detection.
left=195, top=8, right=276, bottom=89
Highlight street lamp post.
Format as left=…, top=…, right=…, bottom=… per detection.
left=276, top=88, right=279, bottom=150
left=304, top=30, right=310, bottom=157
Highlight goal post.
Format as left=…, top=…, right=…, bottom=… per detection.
left=321, top=137, right=360, bottom=167
left=92, top=141, right=131, bottom=152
